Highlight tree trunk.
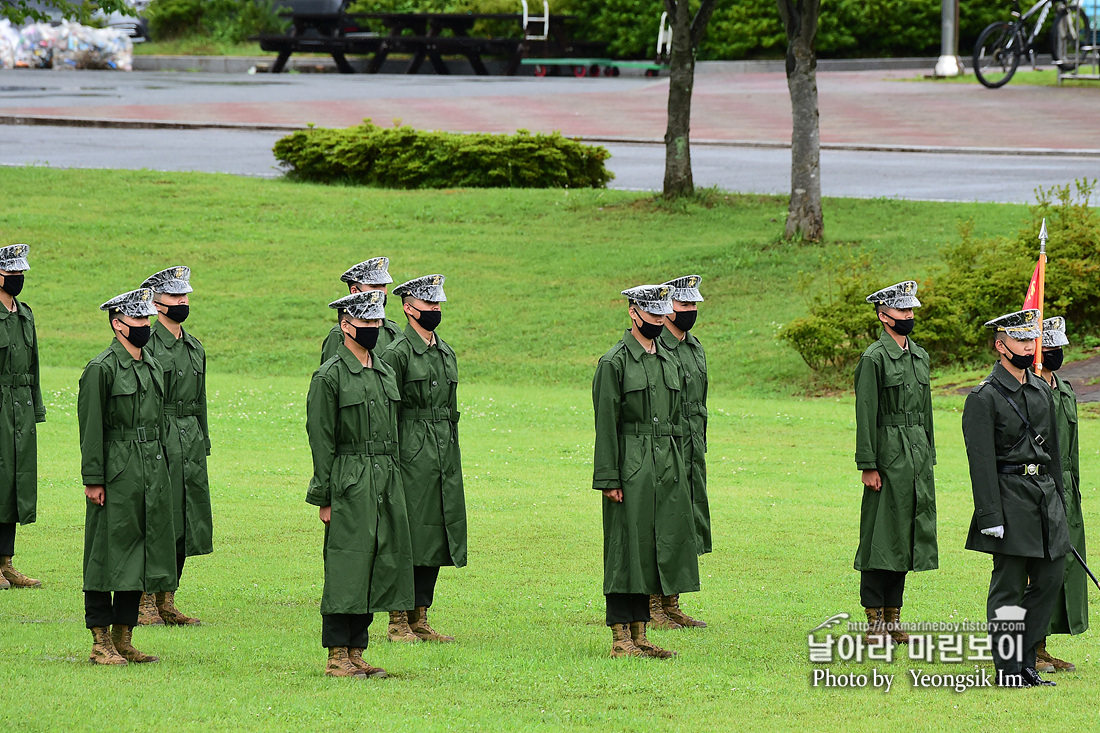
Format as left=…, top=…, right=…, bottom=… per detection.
left=662, top=0, right=718, bottom=200
left=778, top=0, right=824, bottom=242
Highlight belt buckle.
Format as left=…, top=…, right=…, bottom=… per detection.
left=1026, top=464, right=1038, bottom=476
left=136, top=426, right=147, bottom=443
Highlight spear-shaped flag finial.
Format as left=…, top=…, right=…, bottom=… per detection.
left=1039, top=218, right=1048, bottom=254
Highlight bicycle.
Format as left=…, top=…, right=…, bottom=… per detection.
left=973, top=0, right=1094, bottom=87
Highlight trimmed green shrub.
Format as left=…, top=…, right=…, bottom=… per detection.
left=273, top=121, right=614, bottom=189
left=779, top=180, right=1100, bottom=375
left=146, top=0, right=287, bottom=43
left=778, top=254, right=881, bottom=374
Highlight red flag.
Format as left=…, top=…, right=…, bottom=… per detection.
left=1023, top=260, right=1041, bottom=310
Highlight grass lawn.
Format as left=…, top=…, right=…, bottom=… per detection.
left=133, top=40, right=267, bottom=57
left=1, top=168, right=1096, bottom=730
left=901, top=68, right=1100, bottom=86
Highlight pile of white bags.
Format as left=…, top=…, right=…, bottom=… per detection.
left=0, top=21, right=19, bottom=70
left=0, top=21, right=132, bottom=71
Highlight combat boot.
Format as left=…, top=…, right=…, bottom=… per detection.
left=610, top=623, right=644, bottom=658
left=137, top=593, right=164, bottom=626
left=662, top=594, right=706, bottom=628
left=348, top=647, right=388, bottom=678
left=88, top=627, right=127, bottom=666
left=0, top=556, right=41, bottom=588
left=111, top=625, right=159, bottom=663
left=325, top=647, right=366, bottom=678
left=155, top=591, right=201, bottom=626
left=629, top=621, right=676, bottom=659
left=864, top=607, right=890, bottom=645
left=0, top=571, right=9, bottom=589
left=387, top=611, right=419, bottom=642
left=407, top=606, right=454, bottom=642
left=648, top=595, right=682, bottom=630
left=1036, top=639, right=1074, bottom=672
left=883, top=606, right=910, bottom=644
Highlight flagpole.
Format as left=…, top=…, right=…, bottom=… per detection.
left=1035, top=219, right=1048, bottom=376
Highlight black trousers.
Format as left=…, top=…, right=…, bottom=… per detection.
left=84, top=590, right=142, bottom=629
left=414, top=566, right=440, bottom=608
left=987, top=552, right=1066, bottom=676
left=860, top=570, right=908, bottom=608
left=0, top=522, right=15, bottom=557
left=605, top=593, right=651, bottom=626
left=176, top=553, right=186, bottom=584
left=322, top=613, right=374, bottom=648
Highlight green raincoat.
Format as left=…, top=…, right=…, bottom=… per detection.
left=380, top=325, right=467, bottom=568
left=592, top=331, right=700, bottom=596
left=853, top=331, right=938, bottom=572
left=962, top=362, right=1070, bottom=560
left=78, top=339, right=177, bottom=593
left=320, top=319, right=403, bottom=365
left=1047, top=372, right=1087, bottom=635
left=306, top=344, right=415, bottom=614
left=660, top=328, right=711, bottom=555
left=0, top=301, right=45, bottom=525
left=147, top=320, right=212, bottom=558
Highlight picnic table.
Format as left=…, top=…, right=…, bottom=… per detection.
left=256, top=10, right=607, bottom=75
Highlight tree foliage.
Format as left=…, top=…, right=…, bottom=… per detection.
left=1, top=1, right=132, bottom=25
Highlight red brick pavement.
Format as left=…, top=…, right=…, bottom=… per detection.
left=5, top=69, right=1099, bottom=150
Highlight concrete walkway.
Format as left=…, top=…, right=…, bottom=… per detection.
left=2, top=67, right=1098, bottom=152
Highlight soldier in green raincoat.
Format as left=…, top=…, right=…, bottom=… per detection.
left=380, top=274, right=465, bottom=643
left=962, top=309, right=1070, bottom=688
left=79, top=288, right=176, bottom=666
left=134, top=266, right=212, bottom=627
left=853, top=281, right=937, bottom=645
left=306, top=289, right=414, bottom=679
left=592, top=284, right=699, bottom=659
left=0, top=244, right=45, bottom=591
left=320, top=258, right=403, bottom=364
left=653, top=274, right=709, bottom=630
left=1033, top=316, right=1087, bottom=673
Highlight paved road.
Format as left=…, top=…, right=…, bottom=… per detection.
left=3, top=125, right=1097, bottom=202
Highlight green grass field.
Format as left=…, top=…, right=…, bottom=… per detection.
left=1, top=168, right=1096, bottom=730
left=903, top=68, right=1100, bottom=86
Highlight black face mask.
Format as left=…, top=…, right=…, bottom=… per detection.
left=411, top=307, right=442, bottom=332
left=159, top=303, right=189, bottom=324
left=1, top=274, right=24, bottom=297
left=632, top=313, right=664, bottom=341
left=886, top=316, right=914, bottom=337
left=1003, top=342, right=1035, bottom=370
left=1043, top=348, right=1064, bottom=372
left=350, top=324, right=379, bottom=351
left=120, top=322, right=151, bottom=348
left=672, top=310, right=698, bottom=332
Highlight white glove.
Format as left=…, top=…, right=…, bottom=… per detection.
left=981, top=525, right=1005, bottom=539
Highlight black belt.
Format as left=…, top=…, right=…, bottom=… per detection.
left=0, top=374, right=33, bottom=387
left=400, top=407, right=459, bottom=423
left=998, top=463, right=1047, bottom=476
left=106, top=426, right=161, bottom=443
left=879, top=412, right=924, bottom=427
left=623, top=422, right=683, bottom=437
left=163, top=403, right=200, bottom=417
left=337, top=441, right=397, bottom=456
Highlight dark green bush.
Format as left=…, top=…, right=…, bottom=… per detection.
left=273, top=121, right=614, bottom=189
left=779, top=180, right=1100, bottom=375
left=345, top=0, right=1014, bottom=60
left=778, top=254, right=881, bottom=373
left=147, top=0, right=286, bottom=43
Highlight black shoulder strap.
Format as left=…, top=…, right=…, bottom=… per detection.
left=987, top=378, right=1045, bottom=446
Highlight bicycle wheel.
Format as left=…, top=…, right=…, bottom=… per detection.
left=973, top=21, right=1022, bottom=88
left=1051, top=6, right=1091, bottom=70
